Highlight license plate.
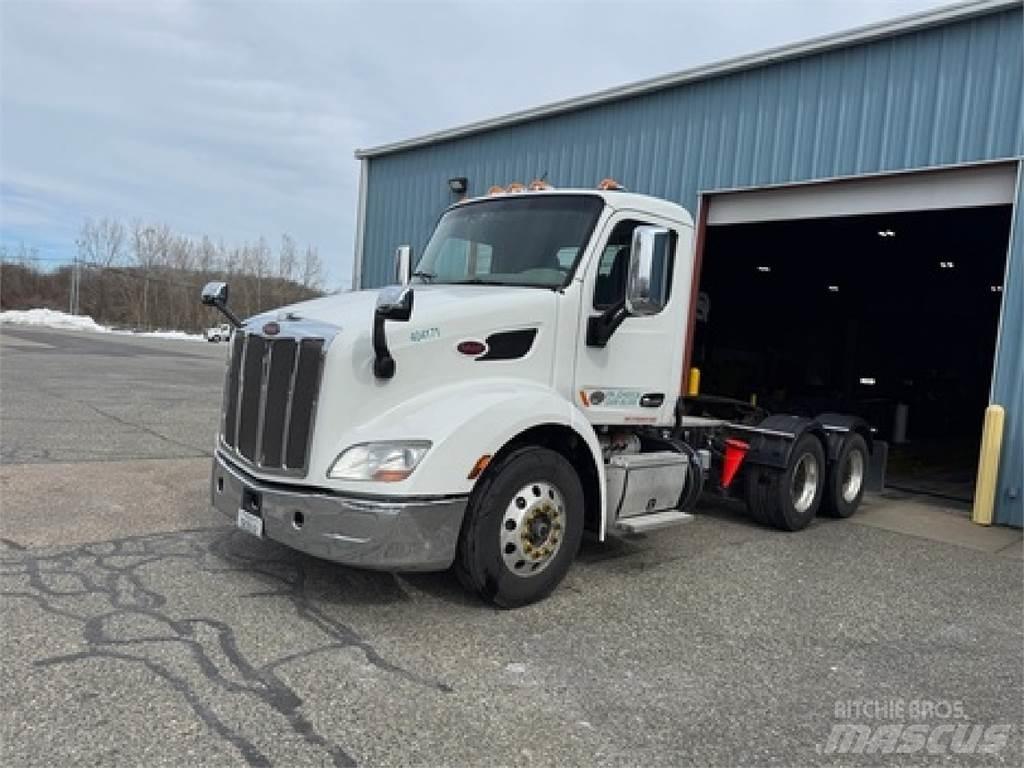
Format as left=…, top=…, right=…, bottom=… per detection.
left=236, top=508, right=264, bottom=538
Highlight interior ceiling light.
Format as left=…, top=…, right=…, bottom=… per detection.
left=939, top=261, right=956, bottom=269
left=991, top=285, right=1003, bottom=292
left=877, top=229, right=896, bottom=238
left=757, top=265, right=771, bottom=272
left=859, top=377, right=877, bottom=386
left=827, top=285, right=840, bottom=292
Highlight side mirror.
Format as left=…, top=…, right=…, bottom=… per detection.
left=626, top=226, right=673, bottom=316
left=200, top=281, right=242, bottom=327
left=201, top=281, right=229, bottom=307
left=394, top=245, right=412, bottom=286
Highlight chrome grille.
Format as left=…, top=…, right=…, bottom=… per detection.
left=220, top=331, right=325, bottom=474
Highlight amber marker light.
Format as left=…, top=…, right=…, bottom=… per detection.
left=467, top=455, right=492, bottom=480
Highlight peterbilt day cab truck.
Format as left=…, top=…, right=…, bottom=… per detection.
left=202, top=182, right=871, bottom=608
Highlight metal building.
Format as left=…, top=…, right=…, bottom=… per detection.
left=353, top=0, right=1024, bottom=526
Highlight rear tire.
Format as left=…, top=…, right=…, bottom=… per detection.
left=744, top=433, right=825, bottom=531
left=455, top=446, right=584, bottom=608
left=820, top=433, right=868, bottom=518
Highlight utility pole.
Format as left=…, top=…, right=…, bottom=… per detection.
left=69, top=257, right=81, bottom=315
left=74, top=258, right=81, bottom=314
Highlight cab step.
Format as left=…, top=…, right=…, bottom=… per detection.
left=615, top=509, right=694, bottom=534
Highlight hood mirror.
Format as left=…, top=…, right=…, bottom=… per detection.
left=373, top=286, right=414, bottom=379
left=199, top=281, right=242, bottom=328
left=375, top=285, right=414, bottom=320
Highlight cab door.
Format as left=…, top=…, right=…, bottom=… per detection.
left=573, top=211, right=694, bottom=427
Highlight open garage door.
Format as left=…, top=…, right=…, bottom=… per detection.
left=698, top=163, right=1016, bottom=504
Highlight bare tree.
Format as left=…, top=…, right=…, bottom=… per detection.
left=302, top=245, right=323, bottom=291
left=4, top=217, right=325, bottom=331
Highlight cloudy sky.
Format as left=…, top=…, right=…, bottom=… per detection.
left=2, top=0, right=953, bottom=289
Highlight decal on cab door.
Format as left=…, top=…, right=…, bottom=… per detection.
left=579, top=388, right=642, bottom=408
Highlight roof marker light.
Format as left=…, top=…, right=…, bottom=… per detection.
left=597, top=178, right=625, bottom=191
left=487, top=185, right=505, bottom=196
left=528, top=179, right=552, bottom=191
left=505, top=182, right=526, bottom=193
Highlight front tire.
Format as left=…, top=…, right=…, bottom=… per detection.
left=456, top=446, right=584, bottom=608
left=744, top=433, right=826, bottom=531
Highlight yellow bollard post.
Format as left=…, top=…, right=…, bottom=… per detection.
left=971, top=405, right=1005, bottom=526
left=687, top=367, right=700, bottom=396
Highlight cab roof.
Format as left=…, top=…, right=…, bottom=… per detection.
left=450, top=189, right=694, bottom=228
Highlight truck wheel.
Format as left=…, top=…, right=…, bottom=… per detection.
left=820, top=433, right=868, bottom=518
left=744, top=433, right=825, bottom=531
left=455, top=446, right=584, bottom=608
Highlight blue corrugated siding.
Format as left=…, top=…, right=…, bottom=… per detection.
left=992, top=173, right=1023, bottom=527
left=360, top=6, right=1024, bottom=525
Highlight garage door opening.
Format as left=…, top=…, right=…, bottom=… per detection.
left=695, top=204, right=1012, bottom=503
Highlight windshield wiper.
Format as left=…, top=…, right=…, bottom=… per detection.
left=411, top=270, right=436, bottom=282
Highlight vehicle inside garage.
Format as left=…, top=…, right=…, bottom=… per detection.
left=695, top=203, right=1013, bottom=502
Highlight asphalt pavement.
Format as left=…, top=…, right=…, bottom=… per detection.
left=1, top=325, right=1021, bottom=767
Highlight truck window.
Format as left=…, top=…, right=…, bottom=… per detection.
left=433, top=238, right=494, bottom=280
left=593, top=219, right=675, bottom=310
left=414, top=195, right=603, bottom=289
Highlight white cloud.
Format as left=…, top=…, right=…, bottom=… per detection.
left=1, top=0, right=951, bottom=288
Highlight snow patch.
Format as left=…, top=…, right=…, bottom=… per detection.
left=0, top=308, right=110, bottom=333
left=0, top=308, right=204, bottom=341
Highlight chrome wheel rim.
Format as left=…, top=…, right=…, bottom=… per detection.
left=790, top=453, right=819, bottom=513
left=500, top=481, right=565, bottom=578
left=841, top=449, right=865, bottom=503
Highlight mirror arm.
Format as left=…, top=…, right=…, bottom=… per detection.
left=213, top=303, right=243, bottom=329
left=372, top=287, right=414, bottom=380
left=372, top=310, right=396, bottom=379
left=585, top=301, right=628, bottom=348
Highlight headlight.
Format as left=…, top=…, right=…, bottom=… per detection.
left=327, top=441, right=431, bottom=482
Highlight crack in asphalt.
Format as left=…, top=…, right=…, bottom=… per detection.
left=4, top=380, right=211, bottom=462
left=1, top=529, right=452, bottom=766
left=69, top=398, right=212, bottom=458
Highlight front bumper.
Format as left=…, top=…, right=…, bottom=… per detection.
left=210, top=450, right=467, bottom=571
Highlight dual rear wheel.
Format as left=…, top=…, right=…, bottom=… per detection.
left=745, top=432, right=868, bottom=530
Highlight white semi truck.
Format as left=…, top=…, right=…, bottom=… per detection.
left=202, top=183, right=871, bottom=607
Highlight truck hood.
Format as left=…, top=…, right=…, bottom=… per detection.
left=237, top=283, right=562, bottom=488
left=247, top=283, right=554, bottom=334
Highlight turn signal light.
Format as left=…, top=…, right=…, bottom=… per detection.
left=467, top=455, right=492, bottom=480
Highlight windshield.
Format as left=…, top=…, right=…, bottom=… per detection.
left=413, top=195, right=604, bottom=288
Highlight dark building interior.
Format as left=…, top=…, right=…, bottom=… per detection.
left=697, top=204, right=1012, bottom=501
